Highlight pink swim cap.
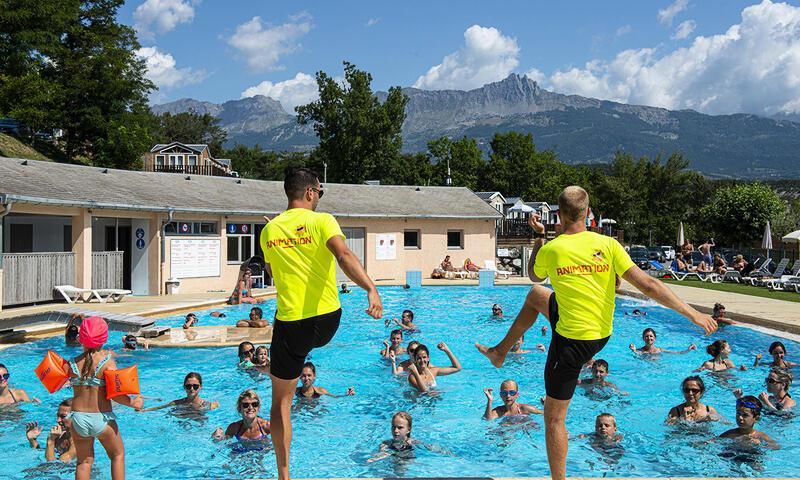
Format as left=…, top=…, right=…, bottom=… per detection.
left=78, top=316, right=108, bottom=349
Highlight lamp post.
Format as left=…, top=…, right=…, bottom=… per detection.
left=445, top=158, right=452, bottom=186
left=323, top=162, right=328, bottom=183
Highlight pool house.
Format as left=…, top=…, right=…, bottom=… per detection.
left=0, top=157, right=501, bottom=310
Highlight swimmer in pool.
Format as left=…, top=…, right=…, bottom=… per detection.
left=697, top=340, right=745, bottom=372
left=578, top=413, right=623, bottom=446
left=629, top=328, right=696, bottom=355
left=387, top=310, right=418, bottom=331
left=66, top=314, right=83, bottom=346
left=296, top=362, right=355, bottom=398
left=183, top=313, right=198, bottom=329
left=754, top=341, right=798, bottom=369
left=407, top=343, right=462, bottom=392
left=508, top=335, right=546, bottom=355
left=625, top=309, right=647, bottom=317
left=340, top=283, right=351, bottom=294
left=712, top=303, right=735, bottom=327
left=144, top=372, right=219, bottom=412
left=719, top=396, right=779, bottom=449
left=483, top=379, right=542, bottom=419
left=26, top=398, right=76, bottom=462
left=391, top=341, right=420, bottom=375
left=758, top=369, right=796, bottom=413
left=237, top=341, right=256, bottom=369
left=0, top=363, right=36, bottom=405
left=381, top=329, right=406, bottom=358
left=491, top=304, right=504, bottom=318
left=252, top=346, right=270, bottom=372
left=210, top=311, right=227, bottom=318
left=236, top=306, right=269, bottom=328
left=367, top=411, right=420, bottom=462
left=212, top=389, right=271, bottom=447
left=667, top=376, right=719, bottom=423
left=577, top=359, right=626, bottom=395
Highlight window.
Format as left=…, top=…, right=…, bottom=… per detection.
left=155, top=155, right=164, bottom=166
left=447, top=230, right=464, bottom=249
left=9, top=224, right=33, bottom=253
left=169, top=155, right=178, bottom=166
left=227, top=223, right=254, bottom=263
left=164, top=221, right=218, bottom=236
left=188, top=155, right=197, bottom=166
left=404, top=230, right=421, bottom=249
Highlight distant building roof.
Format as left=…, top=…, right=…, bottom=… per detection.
left=525, top=202, right=550, bottom=209
left=215, top=158, right=232, bottom=167
left=150, top=142, right=209, bottom=154
left=0, top=157, right=502, bottom=219
left=504, top=196, right=521, bottom=205
left=548, top=204, right=559, bottom=211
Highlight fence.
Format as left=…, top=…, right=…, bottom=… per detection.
left=2, top=252, right=75, bottom=306
left=147, top=164, right=228, bottom=176
left=92, top=251, right=123, bottom=290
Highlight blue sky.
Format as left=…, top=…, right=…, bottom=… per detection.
left=121, top=0, right=800, bottom=116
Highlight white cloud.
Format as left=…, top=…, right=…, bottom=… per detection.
left=366, top=18, right=380, bottom=27
left=135, top=46, right=204, bottom=89
left=226, top=15, right=312, bottom=71
left=672, top=19, right=696, bottom=40
left=527, top=0, right=800, bottom=116
left=134, top=0, right=198, bottom=39
left=658, top=0, right=689, bottom=25
left=616, top=25, right=633, bottom=37
left=241, top=72, right=319, bottom=112
left=413, top=25, right=519, bottom=90
left=523, top=68, right=548, bottom=84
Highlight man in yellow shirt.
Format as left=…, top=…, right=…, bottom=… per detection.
left=261, top=168, right=382, bottom=480
left=477, top=185, right=716, bottom=480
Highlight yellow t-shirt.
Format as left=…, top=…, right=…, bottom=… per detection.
left=260, top=208, right=345, bottom=321
left=533, top=231, right=634, bottom=340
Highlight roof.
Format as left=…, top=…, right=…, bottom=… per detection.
left=504, top=196, right=521, bottom=205
left=473, top=191, right=505, bottom=202
left=150, top=142, right=209, bottom=154
left=525, top=202, right=550, bottom=209
left=0, top=157, right=502, bottom=219
left=548, top=204, right=559, bottom=211
left=215, top=158, right=232, bottom=167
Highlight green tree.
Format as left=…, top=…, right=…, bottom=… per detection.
left=297, top=62, right=407, bottom=184
left=428, top=136, right=483, bottom=189
left=699, top=183, right=785, bottom=247
left=154, top=111, right=228, bottom=155
left=381, top=152, right=433, bottom=186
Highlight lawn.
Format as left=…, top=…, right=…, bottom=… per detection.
left=661, top=278, right=800, bottom=303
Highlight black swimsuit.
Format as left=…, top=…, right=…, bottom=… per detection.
left=296, top=387, right=321, bottom=399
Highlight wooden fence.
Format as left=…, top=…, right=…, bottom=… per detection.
left=2, top=252, right=75, bottom=306
left=91, top=251, right=123, bottom=290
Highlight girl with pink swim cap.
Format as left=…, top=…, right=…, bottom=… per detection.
left=66, top=316, right=143, bottom=480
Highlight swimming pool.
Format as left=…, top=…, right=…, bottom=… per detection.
left=1, top=286, right=798, bottom=478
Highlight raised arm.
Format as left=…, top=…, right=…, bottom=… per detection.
left=526, top=214, right=547, bottom=282
left=483, top=388, right=497, bottom=420
left=327, top=235, right=382, bottom=319
left=389, top=351, right=402, bottom=375
left=436, top=342, right=462, bottom=375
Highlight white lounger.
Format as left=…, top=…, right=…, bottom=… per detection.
left=484, top=260, right=511, bottom=279
left=93, top=289, right=132, bottom=303
left=54, top=285, right=95, bottom=304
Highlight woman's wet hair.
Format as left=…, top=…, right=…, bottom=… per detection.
left=236, top=389, right=261, bottom=414
left=706, top=339, right=728, bottom=357
left=302, top=362, right=316, bottom=374
left=393, top=411, right=413, bottom=436
left=402, top=309, right=414, bottom=320
left=642, top=328, right=656, bottom=339
left=501, top=379, right=519, bottom=390
left=184, top=372, right=203, bottom=386
left=770, top=368, right=793, bottom=391
left=681, top=375, right=705, bottom=394
left=713, top=303, right=725, bottom=317
left=238, top=341, right=255, bottom=359
left=769, top=341, right=787, bottom=355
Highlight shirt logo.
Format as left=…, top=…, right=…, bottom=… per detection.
left=555, top=250, right=610, bottom=276
left=296, top=225, right=305, bottom=233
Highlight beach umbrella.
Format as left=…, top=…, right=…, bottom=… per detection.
left=600, top=218, right=617, bottom=225
left=762, top=221, right=773, bottom=258
left=782, top=229, right=800, bottom=244
left=677, top=222, right=685, bottom=247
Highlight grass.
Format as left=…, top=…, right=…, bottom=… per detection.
left=662, top=278, right=800, bottom=303
left=0, top=133, right=52, bottom=161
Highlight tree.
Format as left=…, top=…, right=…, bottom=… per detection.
left=428, top=136, right=483, bottom=190
left=297, top=62, right=407, bottom=184
left=381, top=152, right=433, bottom=186
left=155, top=111, right=228, bottom=155
left=699, top=183, right=785, bottom=247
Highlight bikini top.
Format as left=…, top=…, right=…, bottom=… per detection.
left=234, top=418, right=270, bottom=441
left=70, top=354, right=112, bottom=387
left=296, top=387, right=321, bottom=399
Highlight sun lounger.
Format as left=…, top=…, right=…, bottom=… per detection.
left=649, top=261, right=673, bottom=278
left=93, top=288, right=132, bottom=303
left=719, top=271, right=743, bottom=283
left=483, top=260, right=511, bottom=279
left=54, top=285, right=95, bottom=304
left=747, top=258, right=789, bottom=286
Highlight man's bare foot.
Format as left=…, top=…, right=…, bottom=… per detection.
left=475, top=343, right=505, bottom=368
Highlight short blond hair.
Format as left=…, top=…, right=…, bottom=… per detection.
left=236, top=389, right=261, bottom=414
left=558, top=186, right=589, bottom=223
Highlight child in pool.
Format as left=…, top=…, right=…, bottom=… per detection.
left=387, top=310, right=418, bottom=331
left=252, top=346, right=271, bottom=374
left=390, top=341, right=420, bottom=374
left=719, top=396, right=779, bottom=449
left=696, top=340, right=746, bottom=372
left=381, top=329, right=406, bottom=358
left=629, top=327, right=696, bottom=354
left=577, top=413, right=623, bottom=446
left=483, top=379, right=542, bottom=419
left=577, top=359, right=627, bottom=395
left=367, top=411, right=456, bottom=462
left=754, top=341, right=798, bottom=369
left=407, top=343, right=462, bottom=392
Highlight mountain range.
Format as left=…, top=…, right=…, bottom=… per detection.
left=152, top=74, right=800, bottom=179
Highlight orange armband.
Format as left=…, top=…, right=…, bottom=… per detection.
left=104, top=365, right=140, bottom=400
left=34, top=351, right=70, bottom=393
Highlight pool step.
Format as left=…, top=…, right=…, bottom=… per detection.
left=0, top=308, right=155, bottom=341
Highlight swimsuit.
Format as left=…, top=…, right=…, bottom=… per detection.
left=296, top=387, right=322, bottom=399
left=232, top=419, right=271, bottom=452
left=68, top=354, right=117, bottom=438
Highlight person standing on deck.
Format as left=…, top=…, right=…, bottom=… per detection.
left=261, top=167, right=382, bottom=480
left=476, top=185, right=717, bottom=480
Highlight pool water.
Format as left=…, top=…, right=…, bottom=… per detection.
left=1, top=286, right=798, bottom=479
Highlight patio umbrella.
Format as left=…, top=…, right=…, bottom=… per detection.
left=782, top=229, right=800, bottom=244
left=600, top=218, right=617, bottom=225
left=762, top=221, right=773, bottom=258
left=508, top=201, right=534, bottom=212
left=677, top=222, right=685, bottom=247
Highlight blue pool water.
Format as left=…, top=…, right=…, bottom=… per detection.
left=1, top=286, right=798, bottom=479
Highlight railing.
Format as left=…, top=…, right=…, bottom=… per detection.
left=497, top=219, right=555, bottom=238
left=147, top=164, right=228, bottom=176
left=2, top=252, right=75, bottom=306
left=92, top=251, right=123, bottom=290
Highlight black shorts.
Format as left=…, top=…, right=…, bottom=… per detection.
left=270, top=308, right=342, bottom=380
left=544, top=293, right=609, bottom=401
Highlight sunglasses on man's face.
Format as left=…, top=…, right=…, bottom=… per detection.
left=57, top=413, right=69, bottom=419
left=184, top=384, right=201, bottom=391
left=309, top=186, right=324, bottom=198
left=241, top=401, right=260, bottom=410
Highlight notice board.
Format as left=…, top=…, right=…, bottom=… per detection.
left=170, top=239, right=221, bottom=278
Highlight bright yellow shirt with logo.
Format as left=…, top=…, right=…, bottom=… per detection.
left=260, top=208, right=344, bottom=321
left=533, top=231, right=634, bottom=340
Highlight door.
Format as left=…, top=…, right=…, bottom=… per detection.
left=337, top=227, right=365, bottom=283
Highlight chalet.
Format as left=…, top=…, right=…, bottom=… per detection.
left=143, top=142, right=233, bottom=177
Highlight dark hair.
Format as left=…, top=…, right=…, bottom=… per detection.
left=402, top=309, right=414, bottom=320
left=642, top=328, right=656, bottom=339
left=186, top=313, right=196, bottom=319
left=681, top=375, right=705, bottom=394
left=415, top=344, right=430, bottom=359
left=302, top=362, right=316, bottom=374
left=713, top=303, right=725, bottom=317
left=707, top=339, right=728, bottom=357
left=238, top=341, right=255, bottom=359
left=66, top=325, right=79, bottom=343
left=184, top=372, right=203, bottom=385
left=0, top=363, right=6, bottom=372
left=390, top=329, right=403, bottom=337
left=403, top=284, right=411, bottom=289
left=769, top=341, right=786, bottom=355
left=59, top=398, right=73, bottom=407
left=738, top=395, right=763, bottom=415
left=593, top=359, right=609, bottom=371
left=407, top=341, right=420, bottom=356
left=250, top=307, right=263, bottom=318
left=284, top=167, right=319, bottom=200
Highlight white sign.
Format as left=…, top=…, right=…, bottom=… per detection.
left=376, top=234, right=396, bottom=261
left=170, top=239, right=221, bottom=278
left=497, top=248, right=510, bottom=257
